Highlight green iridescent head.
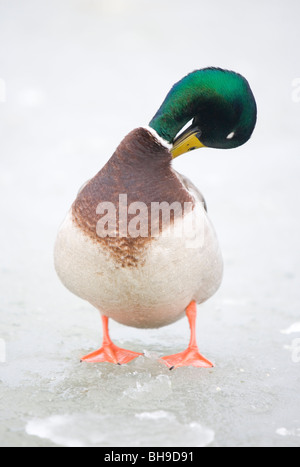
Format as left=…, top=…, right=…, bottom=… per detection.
left=149, top=67, right=257, bottom=157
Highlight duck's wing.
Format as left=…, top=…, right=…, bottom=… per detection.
left=173, top=170, right=207, bottom=212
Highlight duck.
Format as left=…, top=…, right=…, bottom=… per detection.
left=54, top=67, right=257, bottom=369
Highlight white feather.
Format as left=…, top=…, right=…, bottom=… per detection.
left=144, top=126, right=173, bottom=151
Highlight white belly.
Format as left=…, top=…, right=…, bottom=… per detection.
left=54, top=200, right=223, bottom=329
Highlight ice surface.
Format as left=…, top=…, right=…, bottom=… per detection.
left=281, top=322, right=300, bottom=335
left=1, top=0, right=300, bottom=448
left=25, top=412, right=214, bottom=448
left=276, top=428, right=300, bottom=438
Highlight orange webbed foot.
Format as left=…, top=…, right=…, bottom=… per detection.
left=160, top=301, right=214, bottom=370
left=160, top=347, right=213, bottom=369
left=81, top=343, right=143, bottom=365
left=81, top=315, right=143, bottom=365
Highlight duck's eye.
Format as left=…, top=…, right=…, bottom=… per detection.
left=226, top=131, right=235, bottom=140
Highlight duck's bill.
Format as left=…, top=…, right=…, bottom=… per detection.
left=171, top=126, right=205, bottom=158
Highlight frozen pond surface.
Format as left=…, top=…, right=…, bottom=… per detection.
left=1, top=0, right=300, bottom=447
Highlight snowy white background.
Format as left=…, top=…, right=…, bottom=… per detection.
left=0, top=0, right=300, bottom=447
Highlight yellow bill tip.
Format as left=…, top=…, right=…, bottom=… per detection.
left=171, top=132, right=205, bottom=158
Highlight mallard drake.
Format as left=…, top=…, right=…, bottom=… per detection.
left=54, top=67, right=257, bottom=369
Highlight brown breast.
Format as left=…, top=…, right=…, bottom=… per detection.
left=72, top=128, right=194, bottom=267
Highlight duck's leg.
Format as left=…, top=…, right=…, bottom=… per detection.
left=160, top=301, right=214, bottom=369
left=81, top=315, right=143, bottom=364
